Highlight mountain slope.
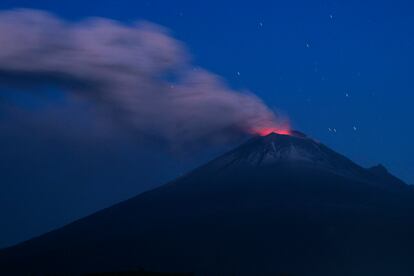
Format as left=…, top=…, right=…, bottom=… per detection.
left=1, top=132, right=414, bottom=276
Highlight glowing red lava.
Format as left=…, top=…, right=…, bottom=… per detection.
left=255, top=127, right=291, bottom=136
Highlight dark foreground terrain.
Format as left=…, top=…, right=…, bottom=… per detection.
left=1, top=133, right=414, bottom=275
left=85, top=270, right=193, bottom=276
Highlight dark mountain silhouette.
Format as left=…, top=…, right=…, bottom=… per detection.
left=86, top=270, right=193, bottom=276
left=1, top=132, right=414, bottom=275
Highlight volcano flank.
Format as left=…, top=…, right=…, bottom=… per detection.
left=1, top=132, right=414, bottom=275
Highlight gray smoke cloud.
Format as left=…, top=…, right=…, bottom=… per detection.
left=0, top=9, right=285, bottom=146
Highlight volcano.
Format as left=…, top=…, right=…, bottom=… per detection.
left=1, top=132, right=414, bottom=275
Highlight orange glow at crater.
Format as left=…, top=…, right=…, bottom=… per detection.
left=247, top=119, right=292, bottom=136
left=255, top=127, right=291, bottom=136
left=250, top=123, right=292, bottom=136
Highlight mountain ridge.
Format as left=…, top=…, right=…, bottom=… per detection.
left=1, top=131, right=413, bottom=276
left=197, top=132, right=405, bottom=189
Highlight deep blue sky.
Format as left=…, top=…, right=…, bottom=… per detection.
left=1, top=0, right=413, bottom=248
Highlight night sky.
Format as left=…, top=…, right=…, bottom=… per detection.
left=0, top=0, right=413, bottom=248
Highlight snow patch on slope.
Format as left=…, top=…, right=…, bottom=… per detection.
left=209, top=132, right=374, bottom=184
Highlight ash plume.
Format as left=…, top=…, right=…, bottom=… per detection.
left=0, top=9, right=284, bottom=146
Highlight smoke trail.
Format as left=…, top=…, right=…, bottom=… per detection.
left=0, top=9, right=286, bottom=145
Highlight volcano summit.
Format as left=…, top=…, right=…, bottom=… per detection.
left=1, top=132, right=413, bottom=275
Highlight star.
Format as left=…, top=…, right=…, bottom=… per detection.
left=258, top=22, right=263, bottom=28
left=236, top=71, right=241, bottom=76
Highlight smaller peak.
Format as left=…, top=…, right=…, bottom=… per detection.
left=368, top=164, right=407, bottom=187
left=369, top=164, right=389, bottom=174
